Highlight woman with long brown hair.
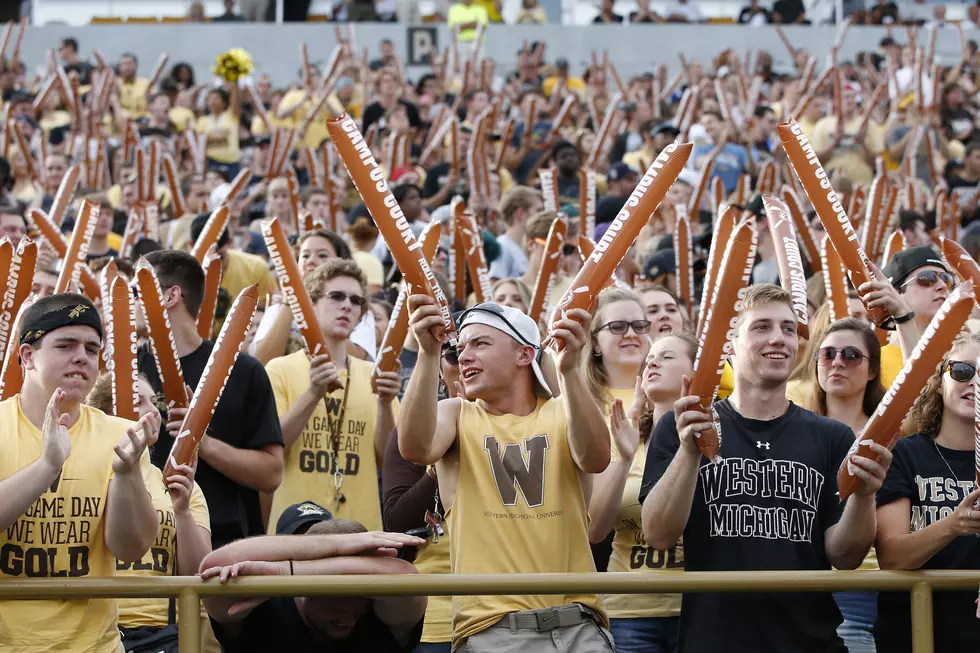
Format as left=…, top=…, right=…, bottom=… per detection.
left=589, top=332, right=697, bottom=652
left=875, top=334, right=980, bottom=652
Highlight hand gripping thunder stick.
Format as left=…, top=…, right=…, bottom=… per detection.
left=545, top=143, right=692, bottom=351
left=689, top=219, right=758, bottom=463
left=372, top=221, right=443, bottom=390
left=164, top=285, right=258, bottom=478
left=762, top=195, right=810, bottom=339
left=134, top=262, right=188, bottom=411
left=105, top=275, right=139, bottom=421
left=838, top=283, right=975, bottom=499
left=261, top=217, right=343, bottom=394
left=529, top=214, right=569, bottom=327
left=327, top=114, right=457, bottom=345
left=778, top=120, right=893, bottom=328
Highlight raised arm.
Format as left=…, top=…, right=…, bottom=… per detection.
left=589, top=395, right=643, bottom=542
left=105, top=414, right=160, bottom=563
left=550, top=308, right=610, bottom=474
left=398, top=294, right=459, bottom=464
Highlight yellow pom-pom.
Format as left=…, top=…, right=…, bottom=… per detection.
left=212, top=48, right=254, bottom=82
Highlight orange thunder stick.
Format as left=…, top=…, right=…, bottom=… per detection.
left=55, top=201, right=98, bottom=295
left=457, top=209, right=492, bottom=302
left=48, top=165, right=80, bottom=227
left=530, top=214, right=569, bottom=326
left=27, top=209, right=98, bottom=299
left=839, top=284, right=975, bottom=499
left=165, top=285, right=258, bottom=477
left=674, top=214, right=694, bottom=322
left=710, top=176, right=725, bottom=215
left=579, top=169, right=596, bottom=239
left=690, top=219, right=759, bottom=463
left=881, top=230, right=906, bottom=268
left=0, top=297, right=33, bottom=400
left=782, top=185, right=820, bottom=273
left=190, top=205, right=230, bottom=264
left=198, top=250, right=222, bottom=339
left=0, top=239, right=12, bottom=361
left=688, top=153, right=716, bottom=215
left=763, top=196, right=810, bottom=339
left=135, top=262, right=188, bottom=410
left=860, top=175, right=887, bottom=260
left=696, top=205, right=738, bottom=339
left=105, top=276, right=139, bottom=421
left=942, top=238, right=980, bottom=296
left=0, top=238, right=36, bottom=360
left=327, top=114, right=457, bottom=344
left=546, top=143, right=692, bottom=350
left=778, top=120, right=892, bottom=327
left=373, top=221, right=443, bottom=388
left=162, top=154, right=187, bottom=218
left=821, top=235, right=849, bottom=322
left=261, top=218, right=339, bottom=391
left=539, top=168, right=560, bottom=213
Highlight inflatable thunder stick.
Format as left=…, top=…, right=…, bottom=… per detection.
left=881, top=230, right=906, bottom=268
left=579, top=169, right=597, bottom=239
left=778, top=120, right=892, bottom=327
left=942, top=238, right=980, bottom=299
left=578, top=235, right=595, bottom=263
left=762, top=196, right=810, bottom=338
left=821, top=235, right=850, bottom=322
left=327, top=114, right=457, bottom=344
left=198, top=251, right=222, bottom=339
left=106, top=275, right=139, bottom=420
left=696, top=205, right=738, bottom=339
left=0, top=238, right=37, bottom=363
left=860, top=175, right=887, bottom=260
left=530, top=214, right=569, bottom=326
left=690, top=220, right=758, bottom=463
left=261, top=218, right=340, bottom=391
left=190, top=205, right=229, bottom=263
left=546, top=143, right=692, bottom=351
left=165, top=285, right=258, bottom=478
left=55, top=201, right=98, bottom=295
left=674, top=214, right=694, bottom=322
left=780, top=185, right=821, bottom=271
left=28, top=209, right=100, bottom=299
left=839, top=284, right=975, bottom=499
left=372, top=221, right=443, bottom=386
left=457, top=209, right=493, bottom=303
left=539, top=169, right=560, bottom=213
left=0, top=297, right=33, bottom=400
left=135, top=263, right=188, bottom=410
left=48, top=164, right=80, bottom=227
left=0, top=239, right=12, bottom=361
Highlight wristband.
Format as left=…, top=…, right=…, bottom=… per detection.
left=893, top=311, right=915, bottom=325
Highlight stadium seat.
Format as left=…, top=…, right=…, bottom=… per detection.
left=125, top=16, right=160, bottom=23
left=161, top=16, right=187, bottom=23
left=708, top=16, right=736, bottom=23
left=90, top=16, right=123, bottom=24
left=307, top=14, right=329, bottom=21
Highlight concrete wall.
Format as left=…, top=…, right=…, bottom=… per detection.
left=17, top=23, right=974, bottom=87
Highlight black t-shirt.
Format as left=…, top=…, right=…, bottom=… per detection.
left=875, top=433, right=980, bottom=653
left=138, top=341, right=283, bottom=548
left=211, top=596, right=422, bottom=653
left=361, top=100, right=422, bottom=134
left=592, top=12, right=624, bottom=23
left=772, top=0, right=805, bottom=22
left=638, top=400, right=853, bottom=653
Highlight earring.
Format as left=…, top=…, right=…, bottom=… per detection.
left=592, top=349, right=602, bottom=359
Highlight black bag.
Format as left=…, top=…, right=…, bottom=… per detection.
left=121, top=624, right=180, bottom=653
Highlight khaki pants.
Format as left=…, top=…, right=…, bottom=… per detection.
left=459, top=606, right=615, bottom=653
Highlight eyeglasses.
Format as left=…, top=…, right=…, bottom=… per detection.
left=815, top=346, right=868, bottom=366
left=325, top=290, right=366, bottom=308
left=901, top=270, right=954, bottom=291
left=597, top=320, right=652, bottom=336
left=945, top=361, right=977, bottom=382
left=442, top=345, right=459, bottom=367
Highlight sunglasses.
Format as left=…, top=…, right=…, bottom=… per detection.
left=325, top=290, right=366, bottom=308
left=945, top=361, right=977, bottom=382
left=902, top=270, right=954, bottom=291
left=598, top=320, right=652, bottom=336
left=533, top=238, right=577, bottom=257
left=442, top=345, right=459, bottom=367
left=816, top=346, right=868, bottom=366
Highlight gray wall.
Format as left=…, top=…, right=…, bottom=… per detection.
left=18, top=24, right=973, bottom=87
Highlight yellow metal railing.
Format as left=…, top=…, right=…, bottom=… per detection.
left=3, top=570, right=980, bottom=653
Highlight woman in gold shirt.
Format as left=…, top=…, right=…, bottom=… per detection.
left=195, top=85, right=242, bottom=176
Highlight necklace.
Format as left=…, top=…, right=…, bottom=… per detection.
left=326, top=358, right=352, bottom=511
left=933, top=439, right=964, bottom=484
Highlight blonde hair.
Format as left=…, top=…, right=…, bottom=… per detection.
left=267, top=177, right=290, bottom=196
left=491, top=278, right=531, bottom=310
left=801, top=317, right=886, bottom=417
left=734, top=283, right=795, bottom=330
left=908, top=334, right=980, bottom=437
left=583, top=286, right=646, bottom=412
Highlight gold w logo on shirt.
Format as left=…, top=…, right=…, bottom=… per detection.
left=483, top=434, right=549, bottom=508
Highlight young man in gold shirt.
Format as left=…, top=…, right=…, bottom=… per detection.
left=400, top=299, right=614, bottom=652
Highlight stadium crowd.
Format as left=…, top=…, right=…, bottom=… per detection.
left=1, top=2, right=980, bottom=653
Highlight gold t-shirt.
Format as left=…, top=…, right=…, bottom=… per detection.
left=116, top=464, right=210, bottom=628
left=880, top=342, right=903, bottom=389
left=0, top=397, right=144, bottom=653
left=222, top=250, right=276, bottom=299
left=448, top=397, right=605, bottom=645
left=195, top=110, right=241, bottom=164
left=279, top=88, right=330, bottom=150
left=266, top=352, right=395, bottom=532
left=413, top=521, right=451, bottom=643
left=117, top=78, right=150, bottom=118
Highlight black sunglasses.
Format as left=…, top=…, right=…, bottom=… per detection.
left=902, top=270, right=954, bottom=291
left=325, top=290, right=366, bottom=308
left=816, top=346, right=867, bottom=366
left=597, top=320, right=652, bottom=336
left=945, top=361, right=977, bottom=383
left=442, top=345, right=459, bottom=367
left=561, top=243, right=576, bottom=256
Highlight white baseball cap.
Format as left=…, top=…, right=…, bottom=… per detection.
left=458, top=303, right=553, bottom=398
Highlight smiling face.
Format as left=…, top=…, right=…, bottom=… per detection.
left=817, top=329, right=874, bottom=402
left=642, top=335, right=695, bottom=402
left=312, top=276, right=363, bottom=340
left=457, top=323, right=532, bottom=399
left=593, top=299, right=651, bottom=372
left=640, top=288, right=684, bottom=334
left=942, top=341, right=979, bottom=423
left=732, top=301, right=799, bottom=389
left=22, top=325, right=102, bottom=404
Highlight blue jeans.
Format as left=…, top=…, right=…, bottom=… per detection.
left=610, top=616, right=679, bottom=653
left=835, top=591, right=877, bottom=653
left=414, top=643, right=451, bottom=653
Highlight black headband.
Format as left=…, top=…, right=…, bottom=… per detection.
left=20, top=303, right=104, bottom=347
